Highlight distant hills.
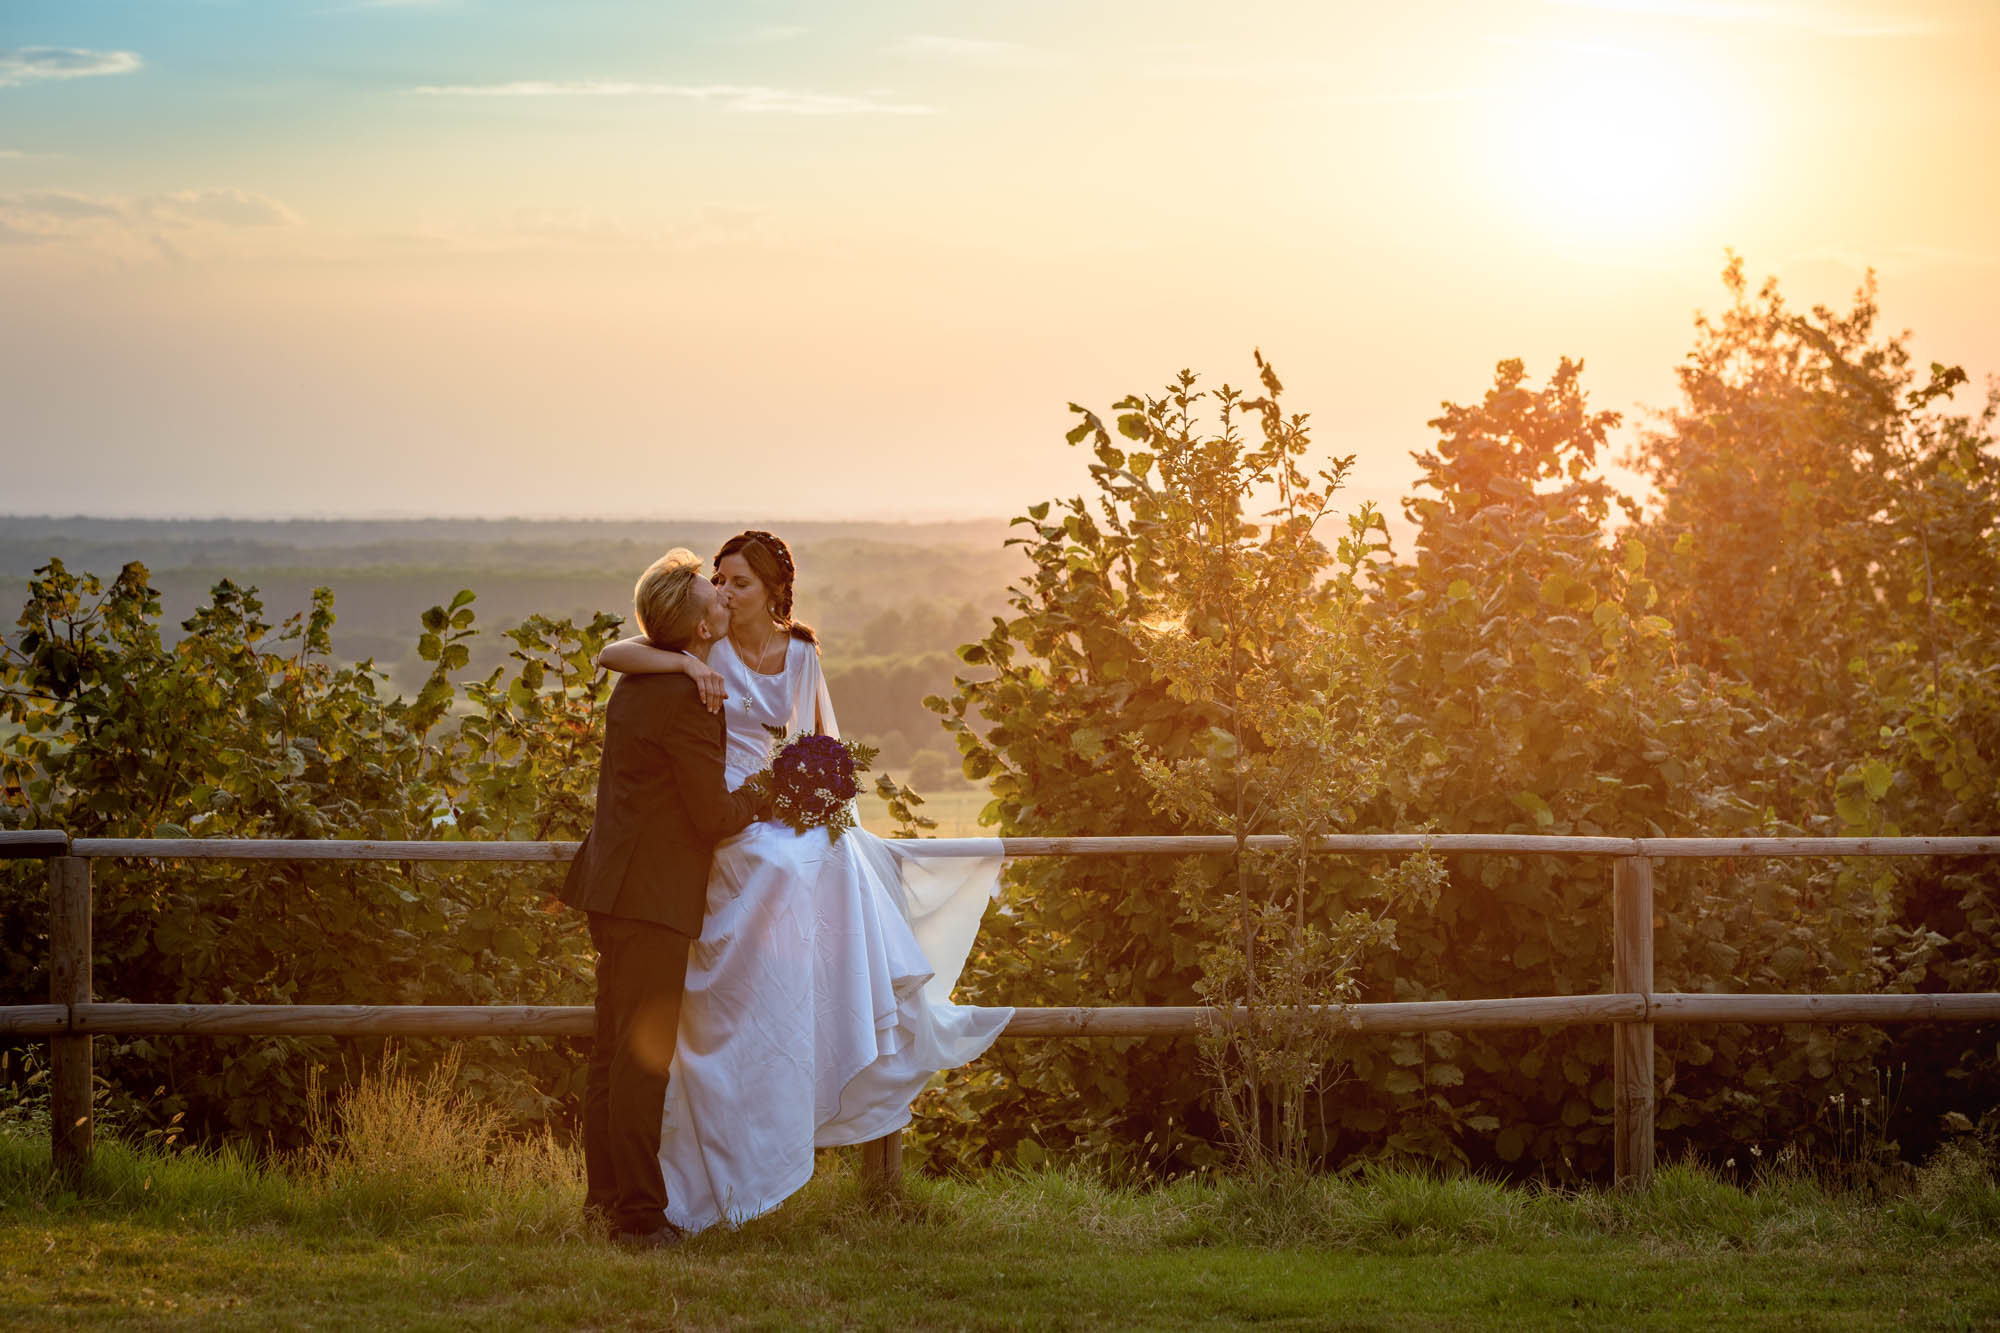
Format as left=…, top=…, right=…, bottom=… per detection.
left=0, top=516, right=1025, bottom=700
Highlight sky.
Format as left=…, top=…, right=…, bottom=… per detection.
left=2, top=0, right=1996, bottom=524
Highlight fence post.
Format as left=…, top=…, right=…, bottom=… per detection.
left=859, top=1130, right=903, bottom=1197
left=1611, top=855, right=1655, bottom=1189
left=49, top=856, right=93, bottom=1183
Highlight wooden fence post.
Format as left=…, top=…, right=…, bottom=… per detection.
left=49, top=856, right=93, bottom=1183
left=1611, top=855, right=1655, bottom=1189
left=858, top=1130, right=903, bottom=1197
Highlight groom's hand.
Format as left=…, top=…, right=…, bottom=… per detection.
left=737, top=771, right=776, bottom=822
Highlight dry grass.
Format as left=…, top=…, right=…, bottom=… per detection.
left=294, top=1046, right=584, bottom=1239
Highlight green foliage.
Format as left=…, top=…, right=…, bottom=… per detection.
left=923, top=266, right=1997, bottom=1180
left=1631, top=256, right=2000, bottom=1162
left=0, top=561, right=623, bottom=1148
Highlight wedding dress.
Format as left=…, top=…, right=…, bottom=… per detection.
left=657, top=634, right=1013, bottom=1233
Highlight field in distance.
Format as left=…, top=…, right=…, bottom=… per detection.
left=0, top=515, right=1018, bottom=781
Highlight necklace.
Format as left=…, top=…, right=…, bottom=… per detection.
left=730, top=624, right=784, bottom=674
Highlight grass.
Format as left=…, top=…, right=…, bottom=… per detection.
left=2, top=1058, right=1997, bottom=1329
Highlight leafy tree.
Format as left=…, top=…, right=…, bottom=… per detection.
left=1, top=560, right=620, bottom=1147
left=1363, top=354, right=1897, bottom=1175
left=1631, top=258, right=2000, bottom=1156
left=922, top=343, right=1928, bottom=1179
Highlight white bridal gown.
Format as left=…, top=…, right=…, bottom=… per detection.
left=657, top=635, right=1014, bottom=1233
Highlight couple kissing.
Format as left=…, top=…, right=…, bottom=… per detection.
left=560, top=530, right=1012, bottom=1246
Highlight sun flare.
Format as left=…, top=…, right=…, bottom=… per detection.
left=1484, top=41, right=1743, bottom=248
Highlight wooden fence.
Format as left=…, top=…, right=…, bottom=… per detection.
left=4, top=829, right=1999, bottom=1192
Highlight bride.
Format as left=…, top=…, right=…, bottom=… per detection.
left=596, top=529, right=1012, bottom=1233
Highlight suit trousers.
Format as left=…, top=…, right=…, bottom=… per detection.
left=582, top=912, right=694, bottom=1236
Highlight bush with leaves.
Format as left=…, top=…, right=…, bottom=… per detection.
left=1, top=561, right=620, bottom=1148
left=922, top=329, right=1966, bottom=1179
left=1631, top=258, right=2000, bottom=1164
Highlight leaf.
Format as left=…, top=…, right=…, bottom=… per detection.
left=1860, top=759, right=1893, bottom=801
left=1494, top=1126, right=1527, bottom=1162
left=1070, top=728, right=1107, bottom=762
left=1510, top=791, right=1555, bottom=829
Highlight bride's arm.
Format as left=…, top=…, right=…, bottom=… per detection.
left=596, top=637, right=727, bottom=712
left=807, top=642, right=838, bottom=737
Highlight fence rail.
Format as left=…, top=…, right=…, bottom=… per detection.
left=4, top=830, right=1999, bottom=1191
left=9, top=832, right=1997, bottom=861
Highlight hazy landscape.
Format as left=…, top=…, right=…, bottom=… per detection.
left=0, top=515, right=1020, bottom=815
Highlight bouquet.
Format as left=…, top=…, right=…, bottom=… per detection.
left=748, top=727, right=878, bottom=843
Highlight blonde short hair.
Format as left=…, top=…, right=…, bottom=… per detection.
left=633, top=549, right=706, bottom=650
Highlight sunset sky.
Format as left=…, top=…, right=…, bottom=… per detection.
left=3, top=0, right=1995, bottom=524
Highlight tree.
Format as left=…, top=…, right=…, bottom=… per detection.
left=1, top=561, right=622, bottom=1146
left=1632, top=258, right=2000, bottom=1156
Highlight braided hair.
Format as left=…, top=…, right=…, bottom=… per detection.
left=714, top=529, right=818, bottom=644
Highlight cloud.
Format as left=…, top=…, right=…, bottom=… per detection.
left=410, top=81, right=933, bottom=114
left=0, top=186, right=300, bottom=254
left=149, top=187, right=299, bottom=227
left=0, top=47, right=143, bottom=88
left=894, top=35, right=1054, bottom=67
left=1546, top=1, right=1945, bottom=37
left=738, top=24, right=809, bottom=43
left=1140, top=55, right=1345, bottom=83
left=3, top=189, right=124, bottom=220
left=1321, top=86, right=1496, bottom=106
left=0, top=216, right=60, bottom=244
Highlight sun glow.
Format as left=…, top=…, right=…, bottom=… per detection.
left=1481, top=40, right=1745, bottom=248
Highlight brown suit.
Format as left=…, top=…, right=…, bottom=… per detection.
left=561, top=672, right=761, bottom=932
left=561, top=671, right=761, bottom=1237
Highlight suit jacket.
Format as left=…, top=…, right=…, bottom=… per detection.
left=560, top=672, right=761, bottom=936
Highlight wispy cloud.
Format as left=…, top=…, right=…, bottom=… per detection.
left=1321, top=86, right=1496, bottom=106
left=894, top=35, right=1055, bottom=67
left=0, top=47, right=143, bottom=88
left=3, top=189, right=124, bottom=220
left=0, top=186, right=299, bottom=251
left=410, top=81, right=933, bottom=114
left=1547, top=0, right=1945, bottom=37
left=1141, top=55, right=1344, bottom=83
left=150, top=188, right=299, bottom=227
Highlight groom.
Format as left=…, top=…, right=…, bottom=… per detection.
left=561, top=548, right=764, bottom=1247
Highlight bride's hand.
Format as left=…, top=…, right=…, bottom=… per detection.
left=686, top=653, right=727, bottom=713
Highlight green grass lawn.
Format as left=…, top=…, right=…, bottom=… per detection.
left=5, top=1128, right=1997, bottom=1331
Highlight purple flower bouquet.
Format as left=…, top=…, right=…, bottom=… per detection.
left=755, top=730, right=878, bottom=842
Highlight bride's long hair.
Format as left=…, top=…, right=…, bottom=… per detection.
left=714, top=530, right=817, bottom=645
